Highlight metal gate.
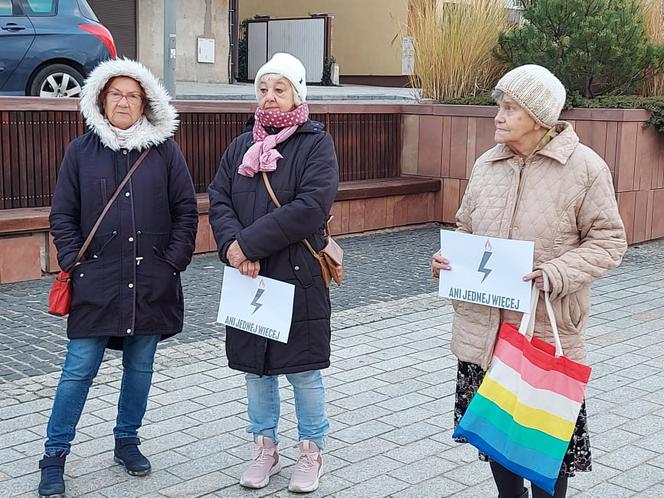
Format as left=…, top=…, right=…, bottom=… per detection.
left=88, top=0, right=137, bottom=59
left=247, top=15, right=332, bottom=83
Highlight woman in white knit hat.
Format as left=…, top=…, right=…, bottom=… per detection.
left=432, top=64, right=627, bottom=497
left=208, top=53, right=338, bottom=493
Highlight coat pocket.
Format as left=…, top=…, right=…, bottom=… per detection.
left=100, top=178, right=108, bottom=205
left=81, top=176, right=112, bottom=217
left=555, top=293, right=584, bottom=334
left=141, top=251, right=181, bottom=305
left=152, top=245, right=181, bottom=273
left=70, top=258, right=109, bottom=310
left=86, top=230, right=118, bottom=259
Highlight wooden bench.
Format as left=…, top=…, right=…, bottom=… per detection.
left=335, top=176, right=440, bottom=202
left=0, top=207, right=51, bottom=234
left=0, top=208, right=51, bottom=283
left=329, top=176, right=441, bottom=235
left=0, top=199, right=215, bottom=283
left=197, top=175, right=441, bottom=250
left=0, top=176, right=442, bottom=282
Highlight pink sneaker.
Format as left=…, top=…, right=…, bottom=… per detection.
left=239, top=436, right=281, bottom=489
left=288, top=440, right=324, bottom=493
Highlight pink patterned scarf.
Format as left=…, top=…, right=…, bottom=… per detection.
left=238, top=103, right=310, bottom=177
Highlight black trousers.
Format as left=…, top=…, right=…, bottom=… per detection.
left=490, top=461, right=568, bottom=498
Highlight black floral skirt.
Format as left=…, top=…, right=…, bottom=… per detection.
left=453, top=360, right=592, bottom=477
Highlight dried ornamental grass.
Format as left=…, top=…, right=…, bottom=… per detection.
left=408, top=0, right=509, bottom=100
left=641, top=0, right=664, bottom=96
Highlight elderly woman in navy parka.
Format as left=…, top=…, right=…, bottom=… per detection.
left=209, top=53, right=338, bottom=494
left=38, top=59, right=197, bottom=498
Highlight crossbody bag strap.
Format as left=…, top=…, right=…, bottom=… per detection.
left=68, top=148, right=151, bottom=272
left=261, top=171, right=320, bottom=260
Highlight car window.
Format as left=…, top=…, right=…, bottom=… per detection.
left=76, top=0, right=97, bottom=21
left=21, top=0, right=55, bottom=16
left=0, top=0, right=15, bottom=16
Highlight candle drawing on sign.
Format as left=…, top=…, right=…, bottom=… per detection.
left=250, top=279, right=266, bottom=314
left=478, top=240, right=493, bottom=283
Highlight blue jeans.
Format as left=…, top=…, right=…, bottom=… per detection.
left=245, top=370, right=329, bottom=450
left=44, top=335, right=160, bottom=455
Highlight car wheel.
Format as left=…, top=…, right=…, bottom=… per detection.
left=29, top=64, right=84, bottom=97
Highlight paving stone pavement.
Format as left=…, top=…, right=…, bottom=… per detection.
left=0, top=227, right=438, bottom=382
left=1, top=225, right=663, bottom=497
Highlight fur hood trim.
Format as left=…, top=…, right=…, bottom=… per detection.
left=79, top=58, right=178, bottom=151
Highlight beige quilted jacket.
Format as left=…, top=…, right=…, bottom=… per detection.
left=451, top=122, right=627, bottom=369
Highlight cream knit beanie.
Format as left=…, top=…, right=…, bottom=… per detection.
left=495, top=64, right=566, bottom=128
left=254, top=53, right=307, bottom=103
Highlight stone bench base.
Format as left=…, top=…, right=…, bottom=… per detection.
left=0, top=177, right=441, bottom=283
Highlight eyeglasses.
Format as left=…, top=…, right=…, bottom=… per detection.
left=105, top=91, right=144, bottom=105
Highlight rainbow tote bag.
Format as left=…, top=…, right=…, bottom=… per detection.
left=452, top=282, right=591, bottom=496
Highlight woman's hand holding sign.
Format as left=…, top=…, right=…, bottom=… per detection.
left=227, top=240, right=260, bottom=278
left=432, top=250, right=451, bottom=279
left=227, top=240, right=247, bottom=268
left=239, top=260, right=261, bottom=279
left=522, top=269, right=544, bottom=290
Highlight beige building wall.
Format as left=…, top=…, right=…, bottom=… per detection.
left=239, top=0, right=408, bottom=76
left=138, top=0, right=230, bottom=83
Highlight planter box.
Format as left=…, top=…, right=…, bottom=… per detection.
left=1, top=99, right=662, bottom=284
left=401, top=104, right=664, bottom=244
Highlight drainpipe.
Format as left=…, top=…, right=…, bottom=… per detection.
left=228, top=0, right=239, bottom=83
left=163, top=0, right=177, bottom=97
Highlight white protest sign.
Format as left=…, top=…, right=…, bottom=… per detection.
left=439, top=230, right=534, bottom=313
left=217, top=267, right=295, bottom=343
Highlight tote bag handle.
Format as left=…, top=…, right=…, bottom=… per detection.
left=518, top=272, right=564, bottom=357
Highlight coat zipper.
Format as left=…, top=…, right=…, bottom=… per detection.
left=508, top=159, right=527, bottom=239
left=129, top=153, right=137, bottom=337
left=491, top=157, right=528, bottom=364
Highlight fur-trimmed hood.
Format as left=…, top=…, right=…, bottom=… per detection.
left=79, top=58, right=178, bottom=151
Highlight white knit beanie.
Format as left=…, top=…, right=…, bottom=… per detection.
left=495, top=64, right=566, bottom=128
left=254, top=53, right=307, bottom=103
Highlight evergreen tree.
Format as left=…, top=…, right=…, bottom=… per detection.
left=496, top=0, right=664, bottom=97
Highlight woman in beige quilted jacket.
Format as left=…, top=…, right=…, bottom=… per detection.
left=431, top=65, right=627, bottom=498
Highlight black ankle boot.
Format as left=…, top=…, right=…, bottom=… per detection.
left=499, top=487, right=529, bottom=498
left=113, top=437, right=151, bottom=476
left=38, top=455, right=66, bottom=498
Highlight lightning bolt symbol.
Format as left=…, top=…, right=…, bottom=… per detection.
left=477, top=251, right=493, bottom=283
left=250, top=288, right=265, bottom=314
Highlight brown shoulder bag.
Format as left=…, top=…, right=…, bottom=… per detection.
left=261, top=172, right=344, bottom=287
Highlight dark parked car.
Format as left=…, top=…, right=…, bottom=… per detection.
left=0, top=0, right=116, bottom=97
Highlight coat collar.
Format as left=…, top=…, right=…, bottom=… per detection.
left=79, top=58, right=178, bottom=152
left=486, top=122, right=579, bottom=165
left=243, top=117, right=325, bottom=135
left=295, top=120, right=325, bottom=134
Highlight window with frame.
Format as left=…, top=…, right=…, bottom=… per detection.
left=76, top=0, right=97, bottom=21
left=0, top=0, right=15, bottom=16
left=20, top=0, right=56, bottom=16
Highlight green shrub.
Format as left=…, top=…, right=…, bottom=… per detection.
left=440, top=93, right=664, bottom=134
left=569, top=94, right=664, bottom=132
left=495, top=0, right=664, bottom=98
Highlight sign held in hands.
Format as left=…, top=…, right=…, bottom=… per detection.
left=438, top=230, right=534, bottom=313
left=217, top=267, right=295, bottom=343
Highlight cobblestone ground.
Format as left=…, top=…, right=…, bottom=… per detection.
left=1, top=225, right=663, bottom=497
left=0, top=228, right=438, bottom=381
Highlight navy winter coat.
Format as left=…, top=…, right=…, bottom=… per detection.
left=208, top=120, right=339, bottom=375
left=50, top=134, right=198, bottom=348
